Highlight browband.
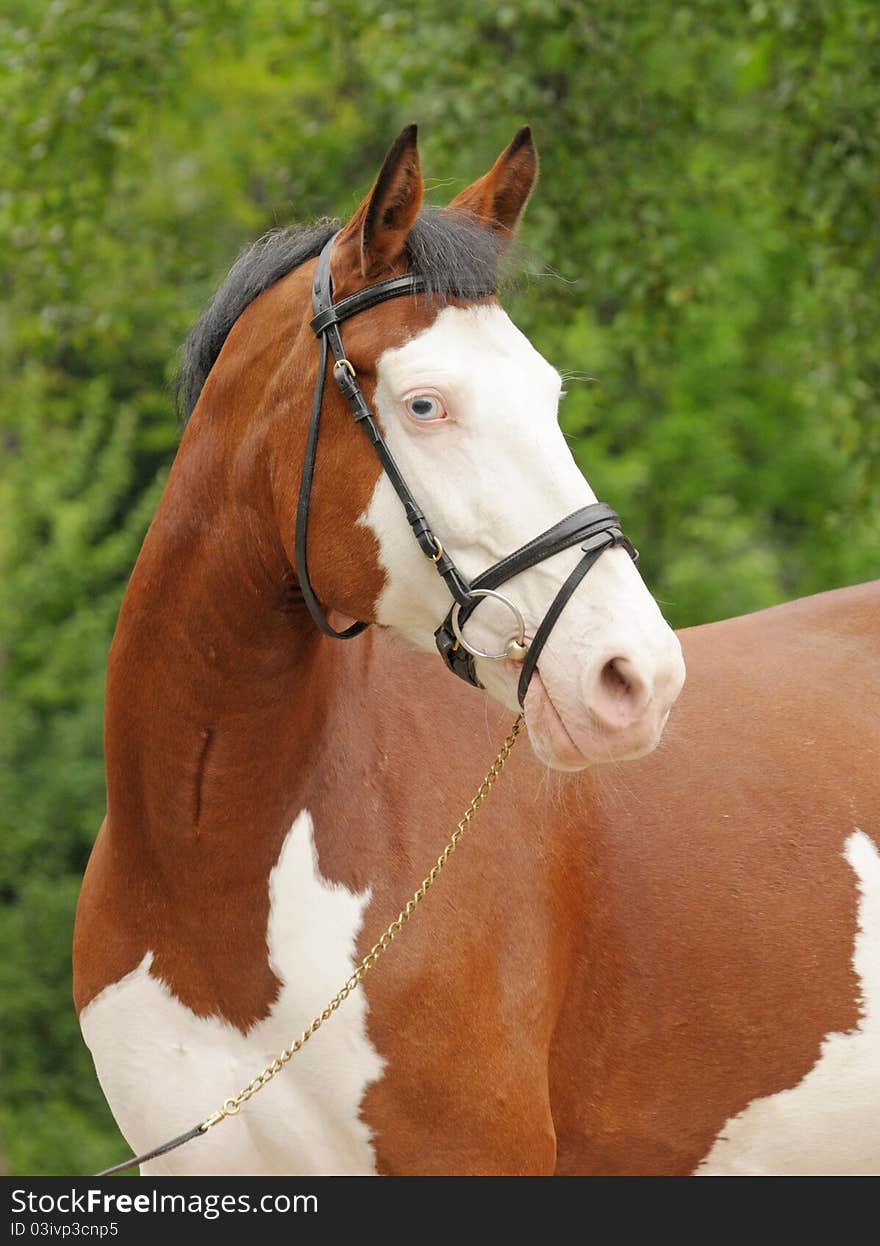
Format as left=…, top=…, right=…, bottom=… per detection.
left=310, top=273, right=431, bottom=336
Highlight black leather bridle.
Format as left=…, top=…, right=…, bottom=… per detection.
left=296, top=232, right=638, bottom=706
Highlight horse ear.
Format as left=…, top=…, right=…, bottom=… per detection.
left=335, top=124, right=424, bottom=280
left=447, top=126, right=538, bottom=237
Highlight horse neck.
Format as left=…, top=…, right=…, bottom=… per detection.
left=104, top=422, right=326, bottom=849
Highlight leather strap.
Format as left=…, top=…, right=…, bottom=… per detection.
left=310, top=267, right=491, bottom=336
left=447, top=503, right=631, bottom=631
left=310, top=273, right=430, bottom=335
left=95, top=1123, right=206, bottom=1177
left=434, top=504, right=637, bottom=700
left=294, top=240, right=436, bottom=638
left=294, top=326, right=368, bottom=639
left=296, top=235, right=476, bottom=640
left=516, top=525, right=630, bottom=705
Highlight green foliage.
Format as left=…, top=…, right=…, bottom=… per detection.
left=0, top=0, right=877, bottom=1174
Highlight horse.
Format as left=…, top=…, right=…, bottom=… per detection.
left=73, top=126, right=880, bottom=1176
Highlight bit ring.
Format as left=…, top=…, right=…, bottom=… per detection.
left=450, top=589, right=528, bottom=661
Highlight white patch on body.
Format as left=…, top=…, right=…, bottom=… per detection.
left=360, top=304, right=682, bottom=722
left=695, top=829, right=880, bottom=1176
left=79, top=811, right=384, bottom=1175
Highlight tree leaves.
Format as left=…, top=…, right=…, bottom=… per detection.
left=1, top=0, right=877, bottom=1173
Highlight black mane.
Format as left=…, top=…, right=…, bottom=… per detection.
left=176, top=209, right=511, bottom=422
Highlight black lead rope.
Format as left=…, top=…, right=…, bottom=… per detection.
left=95, top=1124, right=207, bottom=1177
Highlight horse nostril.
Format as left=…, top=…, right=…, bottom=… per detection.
left=600, top=657, right=633, bottom=702
left=592, top=656, right=652, bottom=729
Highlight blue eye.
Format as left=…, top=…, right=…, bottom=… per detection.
left=405, top=395, right=445, bottom=422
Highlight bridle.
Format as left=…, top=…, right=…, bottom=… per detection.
left=296, top=231, right=638, bottom=701
left=94, top=230, right=640, bottom=1177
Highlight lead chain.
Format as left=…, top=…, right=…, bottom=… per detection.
left=200, top=714, right=525, bottom=1132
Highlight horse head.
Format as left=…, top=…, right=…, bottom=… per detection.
left=188, top=125, right=685, bottom=770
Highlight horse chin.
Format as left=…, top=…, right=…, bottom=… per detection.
left=522, top=670, right=662, bottom=771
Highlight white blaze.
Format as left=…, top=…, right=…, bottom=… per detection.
left=360, top=304, right=680, bottom=720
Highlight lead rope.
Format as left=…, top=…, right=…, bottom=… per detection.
left=96, top=715, right=525, bottom=1176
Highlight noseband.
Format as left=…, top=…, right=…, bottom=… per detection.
left=296, top=233, right=638, bottom=706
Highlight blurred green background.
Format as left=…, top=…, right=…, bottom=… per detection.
left=1, top=0, right=877, bottom=1175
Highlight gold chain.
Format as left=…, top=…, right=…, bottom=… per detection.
left=200, top=713, right=525, bottom=1133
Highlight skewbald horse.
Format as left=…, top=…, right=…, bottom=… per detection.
left=74, top=127, right=880, bottom=1176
